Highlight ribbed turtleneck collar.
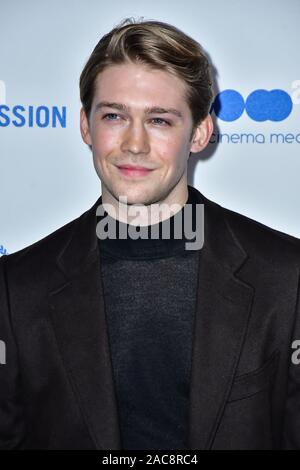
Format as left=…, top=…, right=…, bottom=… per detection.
left=96, top=185, right=199, bottom=260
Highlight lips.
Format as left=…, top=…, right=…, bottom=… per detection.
left=116, top=165, right=154, bottom=178
left=117, top=165, right=153, bottom=170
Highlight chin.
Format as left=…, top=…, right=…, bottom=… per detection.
left=113, top=187, right=154, bottom=206
left=119, top=195, right=149, bottom=206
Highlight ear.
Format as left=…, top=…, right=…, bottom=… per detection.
left=80, top=107, right=92, bottom=146
left=189, top=114, right=213, bottom=153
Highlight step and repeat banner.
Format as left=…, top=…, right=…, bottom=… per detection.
left=1, top=0, right=299, bottom=255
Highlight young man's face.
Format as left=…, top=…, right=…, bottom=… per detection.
left=80, top=62, right=212, bottom=208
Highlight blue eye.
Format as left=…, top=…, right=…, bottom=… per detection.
left=103, top=113, right=119, bottom=120
left=152, top=117, right=170, bottom=126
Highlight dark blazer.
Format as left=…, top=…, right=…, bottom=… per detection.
left=1, top=186, right=300, bottom=450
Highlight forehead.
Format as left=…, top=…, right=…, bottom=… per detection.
left=93, top=62, right=189, bottom=110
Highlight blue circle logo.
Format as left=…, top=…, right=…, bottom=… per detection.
left=213, top=89, right=293, bottom=122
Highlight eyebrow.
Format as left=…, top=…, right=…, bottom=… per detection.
left=94, top=101, right=183, bottom=119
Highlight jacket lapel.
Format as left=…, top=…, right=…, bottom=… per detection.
left=47, top=196, right=122, bottom=450
left=186, top=189, right=255, bottom=449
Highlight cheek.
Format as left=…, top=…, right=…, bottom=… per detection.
left=91, top=126, right=118, bottom=155
left=159, top=138, right=188, bottom=165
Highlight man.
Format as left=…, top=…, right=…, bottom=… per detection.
left=0, top=18, right=300, bottom=450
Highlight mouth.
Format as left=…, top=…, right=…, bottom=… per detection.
left=116, top=165, right=155, bottom=178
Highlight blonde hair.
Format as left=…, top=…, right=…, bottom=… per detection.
left=80, top=17, right=214, bottom=136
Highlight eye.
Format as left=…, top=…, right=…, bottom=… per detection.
left=102, top=113, right=120, bottom=121
left=151, top=117, right=170, bottom=126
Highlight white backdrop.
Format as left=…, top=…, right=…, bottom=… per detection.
left=1, top=0, right=299, bottom=256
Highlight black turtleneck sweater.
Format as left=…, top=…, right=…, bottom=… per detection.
left=97, top=185, right=201, bottom=450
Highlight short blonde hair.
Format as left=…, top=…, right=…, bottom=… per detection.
left=80, top=17, right=214, bottom=136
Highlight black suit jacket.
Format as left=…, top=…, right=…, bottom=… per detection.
left=1, top=186, right=300, bottom=450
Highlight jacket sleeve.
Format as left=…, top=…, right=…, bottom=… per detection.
left=282, top=267, right=300, bottom=449
left=0, top=255, right=26, bottom=449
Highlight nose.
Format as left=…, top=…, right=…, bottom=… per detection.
left=120, top=120, right=150, bottom=155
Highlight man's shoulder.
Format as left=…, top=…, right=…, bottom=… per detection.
left=0, top=203, right=93, bottom=273
left=209, top=196, right=300, bottom=264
